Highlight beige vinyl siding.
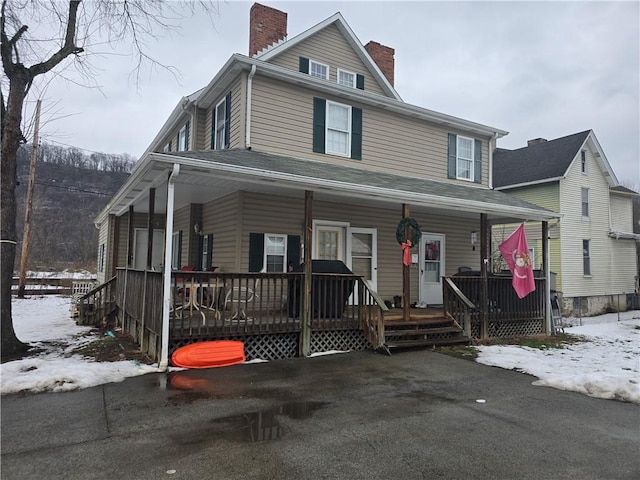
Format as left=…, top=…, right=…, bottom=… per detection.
left=194, top=107, right=207, bottom=151
left=235, top=192, right=482, bottom=301
left=204, top=74, right=246, bottom=150
left=157, top=116, right=191, bottom=153
left=173, top=206, right=191, bottom=268
left=610, top=193, right=634, bottom=232
left=559, top=147, right=615, bottom=297
left=268, top=24, right=388, bottom=97
left=201, top=192, right=241, bottom=272
left=501, top=182, right=560, bottom=212
left=250, top=75, right=490, bottom=184
left=607, top=236, right=637, bottom=294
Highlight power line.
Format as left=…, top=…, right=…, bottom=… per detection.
left=18, top=180, right=113, bottom=197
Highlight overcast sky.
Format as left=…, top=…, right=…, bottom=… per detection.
left=25, top=1, right=640, bottom=186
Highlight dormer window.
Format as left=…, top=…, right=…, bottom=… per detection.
left=310, top=60, right=329, bottom=80
left=337, top=69, right=356, bottom=88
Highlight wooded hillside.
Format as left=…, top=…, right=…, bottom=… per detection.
left=15, top=143, right=133, bottom=272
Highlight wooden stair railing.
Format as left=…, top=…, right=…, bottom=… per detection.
left=76, top=276, right=117, bottom=326
left=357, top=278, right=388, bottom=352
left=442, top=277, right=476, bottom=338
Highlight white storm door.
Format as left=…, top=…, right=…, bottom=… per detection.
left=419, top=233, right=445, bottom=305
left=347, top=228, right=377, bottom=290
left=133, top=228, right=165, bottom=270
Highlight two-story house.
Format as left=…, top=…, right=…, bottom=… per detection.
left=93, top=3, right=557, bottom=367
left=493, top=130, right=639, bottom=316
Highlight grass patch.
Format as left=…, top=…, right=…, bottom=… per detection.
left=434, top=333, right=586, bottom=360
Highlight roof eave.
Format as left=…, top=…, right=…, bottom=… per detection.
left=495, top=176, right=564, bottom=190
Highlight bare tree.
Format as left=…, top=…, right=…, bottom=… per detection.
left=1, top=0, right=218, bottom=358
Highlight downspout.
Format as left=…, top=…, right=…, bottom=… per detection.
left=246, top=64, right=257, bottom=149
left=159, top=163, right=180, bottom=371
left=489, top=132, right=498, bottom=189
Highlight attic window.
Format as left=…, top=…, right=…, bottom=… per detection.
left=310, top=60, right=329, bottom=80
left=337, top=69, right=356, bottom=88
left=581, top=150, right=587, bottom=174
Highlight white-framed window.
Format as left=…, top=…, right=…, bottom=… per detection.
left=201, top=234, right=210, bottom=270
left=581, top=187, right=589, bottom=219
left=264, top=234, right=287, bottom=272
left=456, top=135, right=474, bottom=181
left=326, top=101, right=352, bottom=157
left=310, top=60, right=329, bottom=80
left=214, top=97, right=226, bottom=150
left=528, top=247, right=535, bottom=270
left=171, top=231, right=181, bottom=270
left=337, top=69, right=356, bottom=88
left=178, top=124, right=188, bottom=151
left=583, top=239, right=591, bottom=276
left=98, top=244, right=105, bottom=273
left=163, top=141, right=171, bottom=153
left=581, top=150, right=587, bottom=174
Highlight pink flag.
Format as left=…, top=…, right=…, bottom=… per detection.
left=498, top=224, right=535, bottom=299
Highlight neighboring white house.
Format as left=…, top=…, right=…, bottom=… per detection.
left=493, top=130, right=639, bottom=316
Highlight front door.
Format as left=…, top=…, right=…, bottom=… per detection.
left=347, top=228, right=377, bottom=304
left=419, top=233, right=445, bottom=305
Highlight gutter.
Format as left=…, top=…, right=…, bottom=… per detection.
left=159, top=163, right=180, bottom=371
left=246, top=65, right=257, bottom=149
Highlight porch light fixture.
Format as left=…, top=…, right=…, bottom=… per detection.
left=470, top=231, right=478, bottom=251
left=194, top=223, right=203, bottom=236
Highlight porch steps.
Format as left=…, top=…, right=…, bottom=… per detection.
left=383, top=313, right=470, bottom=349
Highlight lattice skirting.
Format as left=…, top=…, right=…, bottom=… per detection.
left=170, top=332, right=299, bottom=361
left=310, top=329, right=370, bottom=354
left=471, top=318, right=544, bottom=338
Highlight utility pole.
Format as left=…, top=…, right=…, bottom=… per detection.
left=17, top=99, right=41, bottom=299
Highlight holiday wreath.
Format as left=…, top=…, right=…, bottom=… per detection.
left=396, top=217, right=421, bottom=246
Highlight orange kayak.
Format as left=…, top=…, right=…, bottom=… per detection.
left=171, top=340, right=245, bottom=369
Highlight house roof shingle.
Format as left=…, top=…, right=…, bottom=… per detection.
left=493, top=130, right=591, bottom=188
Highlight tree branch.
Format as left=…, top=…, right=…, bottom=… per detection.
left=29, top=0, right=84, bottom=78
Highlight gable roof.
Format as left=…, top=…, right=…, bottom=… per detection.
left=255, top=12, right=402, bottom=101
left=493, top=131, right=591, bottom=189
left=611, top=185, right=639, bottom=196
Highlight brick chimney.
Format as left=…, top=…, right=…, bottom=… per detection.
left=365, top=41, right=395, bottom=86
left=249, top=3, right=287, bottom=57
left=527, top=138, right=548, bottom=146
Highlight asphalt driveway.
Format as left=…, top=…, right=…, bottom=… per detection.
left=2, top=350, right=639, bottom=479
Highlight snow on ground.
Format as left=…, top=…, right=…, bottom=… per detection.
left=2, top=295, right=639, bottom=404
left=1, top=295, right=158, bottom=395
left=476, top=311, right=640, bottom=404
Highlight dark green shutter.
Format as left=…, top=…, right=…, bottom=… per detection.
left=313, top=98, right=326, bottom=154
left=299, top=57, right=309, bottom=74
left=351, top=107, right=362, bottom=160
left=474, top=139, right=482, bottom=183
left=204, top=234, right=213, bottom=269
left=249, top=233, right=264, bottom=272
left=224, top=92, right=231, bottom=148
left=177, top=230, right=182, bottom=269
left=211, top=105, right=216, bottom=150
left=176, top=132, right=180, bottom=151
left=168, top=140, right=172, bottom=152
left=185, top=121, right=190, bottom=151
left=356, top=74, right=365, bottom=90
left=286, top=235, right=301, bottom=270
left=447, top=133, right=457, bottom=179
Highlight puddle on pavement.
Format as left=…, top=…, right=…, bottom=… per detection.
left=171, top=401, right=328, bottom=444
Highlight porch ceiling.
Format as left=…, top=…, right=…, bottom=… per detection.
left=98, top=149, right=559, bottom=224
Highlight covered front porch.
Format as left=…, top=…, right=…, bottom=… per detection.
left=93, top=149, right=558, bottom=367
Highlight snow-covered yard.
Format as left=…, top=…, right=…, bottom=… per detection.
left=1, top=295, right=639, bottom=404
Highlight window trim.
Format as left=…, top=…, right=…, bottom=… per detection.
left=337, top=68, right=356, bottom=88
left=163, top=141, right=172, bottom=153
left=309, top=59, right=329, bottom=80
left=213, top=97, right=227, bottom=150
left=456, top=135, right=475, bottom=182
left=582, top=239, right=591, bottom=276
left=264, top=233, right=287, bottom=273
left=325, top=100, right=352, bottom=157
left=581, top=187, right=590, bottom=220
left=581, top=150, right=587, bottom=174
left=171, top=231, right=181, bottom=270
left=98, top=243, right=105, bottom=273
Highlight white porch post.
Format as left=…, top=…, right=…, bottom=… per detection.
left=543, top=221, right=551, bottom=334
left=159, top=164, right=180, bottom=371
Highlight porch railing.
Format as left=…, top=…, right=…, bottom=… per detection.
left=76, top=275, right=117, bottom=326
left=448, top=274, right=546, bottom=338
left=442, top=277, right=475, bottom=337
